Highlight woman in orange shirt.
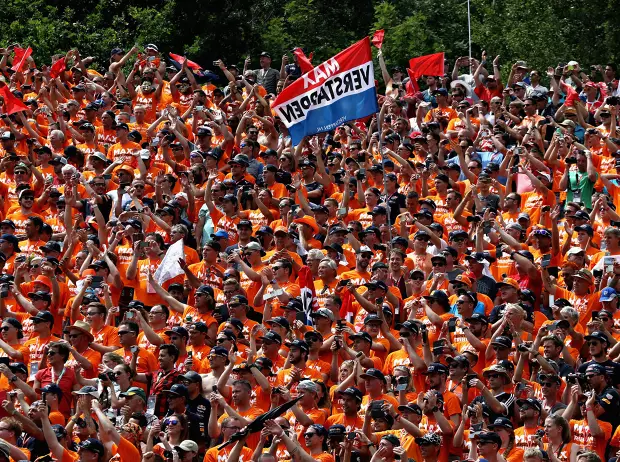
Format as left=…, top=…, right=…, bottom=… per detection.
left=543, top=414, right=581, bottom=462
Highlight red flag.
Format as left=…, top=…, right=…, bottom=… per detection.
left=371, top=30, right=385, bottom=49
left=0, top=85, right=29, bottom=115
left=50, top=57, right=66, bottom=79
left=339, top=290, right=354, bottom=322
left=12, top=47, right=32, bottom=72
left=168, top=53, right=202, bottom=70
left=298, top=266, right=318, bottom=325
left=406, top=68, right=420, bottom=95
left=561, top=81, right=579, bottom=107
left=292, top=48, right=313, bottom=75
left=408, top=52, right=444, bottom=80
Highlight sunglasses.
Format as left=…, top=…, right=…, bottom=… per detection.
left=486, top=373, right=500, bottom=378
left=585, top=374, right=599, bottom=379
left=541, top=382, right=555, bottom=387
left=0, top=327, right=10, bottom=331
left=47, top=351, right=57, bottom=356
left=411, top=276, right=424, bottom=281
left=216, top=338, right=227, bottom=344
left=118, top=331, right=132, bottom=336
left=304, top=432, right=317, bottom=438
left=165, top=419, right=179, bottom=426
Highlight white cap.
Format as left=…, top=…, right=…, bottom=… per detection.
left=567, top=247, right=586, bottom=256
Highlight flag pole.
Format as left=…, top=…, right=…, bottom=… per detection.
left=375, top=114, right=393, bottom=247
left=467, top=0, right=472, bottom=73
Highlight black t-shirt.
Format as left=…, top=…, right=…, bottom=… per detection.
left=304, top=181, right=323, bottom=205
left=471, top=391, right=515, bottom=423
left=384, top=192, right=406, bottom=225
left=81, top=194, right=113, bottom=221
left=186, top=396, right=212, bottom=447
left=476, top=275, right=497, bottom=300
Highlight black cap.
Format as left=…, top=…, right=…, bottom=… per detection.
left=424, top=362, right=449, bottom=374
left=258, top=331, right=283, bottom=344
left=287, top=339, right=309, bottom=352
left=340, top=387, right=363, bottom=402
left=349, top=331, right=372, bottom=343
left=79, top=439, right=105, bottom=455
left=477, top=431, right=502, bottom=446
left=163, top=384, right=189, bottom=398
left=195, top=285, right=214, bottom=297
left=360, top=368, right=386, bottom=383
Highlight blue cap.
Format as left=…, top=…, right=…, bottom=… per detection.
left=600, top=287, right=618, bottom=302
left=211, top=230, right=229, bottom=239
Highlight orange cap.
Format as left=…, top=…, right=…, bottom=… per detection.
left=450, top=274, right=472, bottom=287
left=274, top=226, right=290, bottom=235
left=34, top=275, right=53, bottom=290
left=293, top=216, right=319, bottom=234
left=497, top=278, right=519, bottom=290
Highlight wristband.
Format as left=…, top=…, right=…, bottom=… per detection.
left=394, top=414, right=401, bottom=421
left=585, top=407, right=593, bottom=412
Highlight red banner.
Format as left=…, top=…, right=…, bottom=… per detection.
left=408, top=52, right=444, bottom=79
left=371, top=30, right=385, bottom=49
left=50, top=57, right=66, bottom=79
left=292, top=48, right=313, bottom=75
left=0, top=85, right=28, bottom=115
left=12, top=47, right=32, bottom=72
left=169, top=53, right=202, bottom=70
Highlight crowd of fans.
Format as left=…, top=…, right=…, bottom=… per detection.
left=0, top=42, right=618, bottom=462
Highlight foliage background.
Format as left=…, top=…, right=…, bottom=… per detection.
left=2, top=0, right=619, bottom=81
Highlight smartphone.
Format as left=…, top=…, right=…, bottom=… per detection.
left=130, top=345, right=138, bottom=354
left=510, top=165, right=519, bottom=174
left=347, top=432, right=356, bottom=440
left=376, top=297, right=384, bottom=305
left=338, top=279, right=351, bottom=287
left=0, top=357, right=10, bottom=366
left=196, top=106, right=204, bottom=111
left=90, top=276, right=104, bottom=289
left=395, top=376, right=408, bottom=391
left=467, top=215, right=482, bottom=223
left=212, top=385, right=218, bottom=392
left=448, top=317, right=457, bottom=333
left=187, top=351, right=192, bottom=359
left=541, top=254, right=552, bottom=268
left=119, top=287, right=134, bottom=308
left=370, top=400, right=384, bottom=418
left=592, top=311, right=599, bottom=320
left=0, top=284, right=8, bottom=299
left=604, top=256, right=615, bottom=272
left=139, top=241, right=149, bottom=248
left=126, top=311, right=134, bottom=319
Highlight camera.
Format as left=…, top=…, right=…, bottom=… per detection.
left=98, top=371, right=115, bottom=382
left=567, top=372, right=585, bottom=384
left=517, top=344, right=530, bottom=353
left=565, top=157, right=577, bottom=164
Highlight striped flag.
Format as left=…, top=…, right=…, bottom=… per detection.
left=298, top=266, right=318, bottom=326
